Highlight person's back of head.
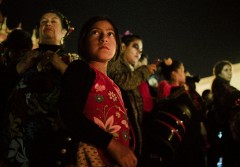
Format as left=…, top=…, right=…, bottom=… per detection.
left=2, top=29, right=33, bottom=52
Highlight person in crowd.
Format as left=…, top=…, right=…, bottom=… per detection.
left=154, top=58, right=206, bottom=167
left=107, top=32, right=158, bottom=166
left=157, top=58, right=186, bottom=101
left=201, top=89, right=220, bottom=167
left=185, top=73, right=209, bottom=165
left=5, top=10, right=78, bottom=167
left=0, top=29, right=33, bottom=71
left=59, top=16, right=137, bottom=167
left=134, top=53, right=155, bottom=114
left=0, top=28, right=33, bottom=167
left=210, top=60, right=240, bottom=167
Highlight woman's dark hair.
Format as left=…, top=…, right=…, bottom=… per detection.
left=213, top=60, right=232, bottom=76
left=2, top=29, right=33, bottom=52
left=77, top=15, right=121, bottom=62
left=159, top=59, right=183, bottom=80
left=121, top=34, right=142, bottom=47
left=36, top=10, right=73, bottom=38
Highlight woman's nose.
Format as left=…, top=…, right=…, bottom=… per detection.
left=100, top=34, right=108, bottom=42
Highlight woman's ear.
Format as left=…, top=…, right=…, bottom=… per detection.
left=121, top=43, right=126, bottom=52
left=61, top=29, right=67, bottom=37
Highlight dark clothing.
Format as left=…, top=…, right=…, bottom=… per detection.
left=5, top=44, right=76, bottom=167
left=0, top=46, right=23, bottom=164
left=211, top=76, right=240, bottom=167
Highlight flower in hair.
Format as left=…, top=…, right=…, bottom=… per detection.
left=164, top=58, right=172, bottom=66
left=69, top=27, right=74, bottom=33
left=123, top=30, right=133, bottom=36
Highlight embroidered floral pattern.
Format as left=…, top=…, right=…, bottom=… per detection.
left=94, top=116, right=121, bottom=135
left=95, top=83, right=106, bottom=92
left=95, top=94, right=104, bottom=103
left=8, top=138, right=28, bottom=167
left=83, top=67, right=131, bottom=164
left=108, top=91, right=117, bottom=101
left=122, top=130, right=129, bottom=141
left=121, top=120, right=129, bottom=128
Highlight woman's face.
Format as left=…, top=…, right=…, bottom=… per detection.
left=86, top=20, right=117, bottom=62
left=122, top=39, right=143, bottom=66
left=172, top=64, right=186, bottom=85
left=39, top=12, right=67, bottom=45
left=218, top=64, right=232, bottom=81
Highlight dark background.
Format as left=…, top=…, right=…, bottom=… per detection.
left=1, top=0, right=240, bottom=77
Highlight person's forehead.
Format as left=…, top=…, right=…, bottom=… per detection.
left=91, top=20, right=113, bottom=29
left=223, top=64, right=232, bottom=69
left=41, top=13, right=60, bottom=20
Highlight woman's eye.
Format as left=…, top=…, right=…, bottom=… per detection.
left=132, top=43, right=143, bottom=53
left=40, top=20, right=47, bottom=25
left=91, top=30, right=99, bottom=35
left=132, top=44, right=139, bottom=49
left=107, top=32, right=115, bottom=37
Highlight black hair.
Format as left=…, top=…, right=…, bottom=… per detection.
left=159, top=59, right=183, bottom=80
left=186, top=75, right=200, bottom=83
left=77, top=15, right=121, bottom=62
left=2, top=29, right=33, bottom=52
left=202, top=89, right=211, bottom=99
left=121, top=34, right=142, bottom=47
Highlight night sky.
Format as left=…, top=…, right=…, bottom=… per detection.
left=1, top=0, right=240, bottom=77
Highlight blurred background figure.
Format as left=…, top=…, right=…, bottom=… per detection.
left=145, top=58, right=206, bottom=167
left=0, top=28, right=33, bottom=167
left=210, top=60, right=240, bottom=167
left=134, top=53, right=155, bottom=114
left=0, top=28, right=33, bottom=71
left=156, top=58, right=186, bottom=101
left=108, top=32, right=158, bottom=166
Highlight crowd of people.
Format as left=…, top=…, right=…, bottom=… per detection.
left=1, top=9, right=240, bottom=167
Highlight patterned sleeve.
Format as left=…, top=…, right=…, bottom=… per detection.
left=59, top=60, right=112, bottom=149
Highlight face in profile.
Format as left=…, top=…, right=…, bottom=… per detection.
left=39, top=12, right=67, bottom=44
left=86, top=20, right=117, bottom=62
left=172, top=64, right=186, bottom=86
left=122, top=39, right=143, bottom=66
left=218, top=64, right=232, bottom=81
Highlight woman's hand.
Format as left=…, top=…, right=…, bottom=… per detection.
left=16, top=50, right=40, bottom=74
left=107, top=138, right=137, bottom=167
left=37, top=50, right=68, bottom=74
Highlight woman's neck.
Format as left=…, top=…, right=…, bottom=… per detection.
left=39, top=39, right=60, bottom=45
left=89, top=61, right=108, bottom=75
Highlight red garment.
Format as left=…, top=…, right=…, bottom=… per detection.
left=83, top=67, right=131, bottom=165
left=157, top=80, right=172, bottom=99
left=139, top=81, right=154, bottom=112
